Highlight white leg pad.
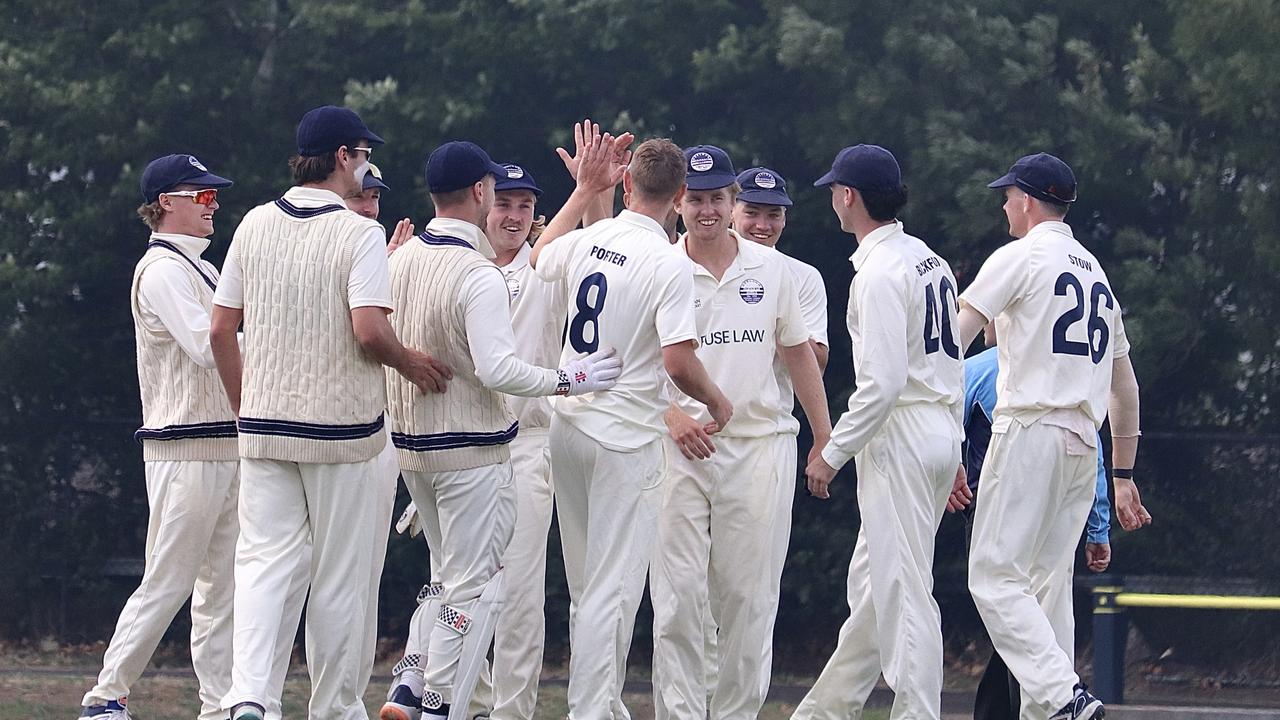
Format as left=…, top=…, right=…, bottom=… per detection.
left=446, top=568, right=506, bottom=720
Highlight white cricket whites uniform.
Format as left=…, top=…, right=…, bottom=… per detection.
left=534, top=209, right=697, bottom=720
left=959, top=220, right=1130, bottom=720
left=216, top=186, right=400, bottom=720
left=83, top=233, right=239, bottom=720
left=794, top=220, right=963, bottom=720
left=650, top=233, right=809, bottom=720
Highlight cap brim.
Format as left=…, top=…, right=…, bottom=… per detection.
left=813, top=170, right=839, bottom=188
left=686, top=173, right=737, bottom=191
left=495, top=181, right=542, bottom=197
left=363, top=129, right=386, bottom=147
left=987, top=172, right=1017, bottom=189
left=485, top=160, right=509, bottom=179
left=362, top=175, right=390, bottom=191
left=737, top=189, right=793, bottom=207
left=186, top=171, right=234, bottom=189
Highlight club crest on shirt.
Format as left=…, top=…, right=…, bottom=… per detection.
left=188, top=156, right=208, bottom=172
left=755, top=172, right=777, bottom=189
left=739, top=278, right=765, bottom=304
left=504, top=164, right=524, bottom=179
left=693, top=297, right=702, bottom=309
left=689, top=152, right=714, bottom=172
left=505, top=275, right=522, bottom=301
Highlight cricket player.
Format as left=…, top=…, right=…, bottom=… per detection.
left=946, top=322, right=1113, bottom=720
left=529, top=126, right=733, bottom=720
left=77, top=155, right=237, bottom=720
left=729, top=166, right=830, bottom=697
left=650, top=146, right=832, bottom=720
left=382, top=141, right=620, bottom=720
left=796, top=144, right=964, bottom=720
left=210, top=105, right=450, bottom=720
left=951, top=152, right=1151, bottom=720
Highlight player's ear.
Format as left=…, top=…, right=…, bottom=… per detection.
left=672, top=182, right=687, bottom=208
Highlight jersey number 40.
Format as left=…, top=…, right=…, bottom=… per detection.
left=569, top=272, right=608, bottom=353
left=1052, top=272, right=1112, bottom=364
left=923, top=276, right=961, bottom=359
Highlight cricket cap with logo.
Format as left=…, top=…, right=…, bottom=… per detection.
left=987, top=152, right=1077, bottom=204
left=494, top=163, right=542, bottom=197
left=140, top=154, right=233, bottom=203
left=295, top=105, right=385, bottom=157
left=813, top=144, right=903, bottom=193
left=426, top=141, right=508, bottom=194
left=361, top=162, right=390, bottom=192
left=684, top=145, right=737, bottom=190
left=736, top=167, right=793, bottom=207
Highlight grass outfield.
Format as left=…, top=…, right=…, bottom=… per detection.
left=0, top=665, right=892, bottom=719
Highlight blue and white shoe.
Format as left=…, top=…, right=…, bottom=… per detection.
left=230, top=701, right=265, bottom=720
left=380, top=671, right=423, bottom=720
left=1049, top=684, right=1105, bottom=720
left=80, top=699, right=131, bottom=719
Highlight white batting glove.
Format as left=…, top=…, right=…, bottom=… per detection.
left=395, top=502, right=422, bottom=537
left=556, top=346, right=622, bottom=396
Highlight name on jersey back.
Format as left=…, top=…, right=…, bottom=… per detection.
left=589, top=245, right=627, bottom=267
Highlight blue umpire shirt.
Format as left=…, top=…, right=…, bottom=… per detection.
left=963, top=347, right=1110, bottom=544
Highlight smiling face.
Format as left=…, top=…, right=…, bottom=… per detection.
left=345, top=187, right=381, bottom=220
left=485, top=189, right=537, bottom=254
left=677, top=186, right=735, bottom=243
left=158, top=184, right=219, bottom=237
left=732, top=201, right=787, bottom=247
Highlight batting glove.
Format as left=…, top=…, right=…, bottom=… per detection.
left=556, top=346, right=622, bottom=396
left=395, top=502, right=422, bottom=537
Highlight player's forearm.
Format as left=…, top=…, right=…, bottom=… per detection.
left=663, top=342, right=727, bottom=411
left=812, top=340, right=829, bottom=375
left=823, top=366, right=905, bottom=470
left=210, top=305, right=243, bottom=413
left=583, top=188, right=614, bottom=227
left=351, top=306, right=414, bottom=371
left=531, top=186, right=596, bottom=268
left=956, top=303, right=989, bottom=355
left=1109, top=353, right=1141, bottom=469
left=781, top=342, right=832, bottom=439
left=475, top=353, right=558, bottom=397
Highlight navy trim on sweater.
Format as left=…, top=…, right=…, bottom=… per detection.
left=274, top=198, right=346, bottom=219
left=392, top=421, right=519, bottom=452
left=418, top=231, right=473, bottom=250
left=238, top=413, right=385, bottom=441
left=135, top=419, right=238, bottom=443
left=147, top=240, right=218, bottom=291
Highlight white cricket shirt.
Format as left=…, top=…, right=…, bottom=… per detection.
left=672, top=232, right=810, bottom=438
left=823, top=221, right=965, bottom=471
left=959, top=220, right=1130, bottom=433
left=500, top=241, right=567, bottom=428
left=772, top=249, right=829, bottom=436
left=535, top=210, right=698, bottom=450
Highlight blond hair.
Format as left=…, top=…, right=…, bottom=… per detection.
left=137, top=201, right=166, bottom=231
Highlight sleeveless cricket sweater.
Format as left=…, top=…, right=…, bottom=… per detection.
left=235, top=197, right=388, bottom=463
left=386, top=231, right=517, bottom=472
left=130, top=239, right=238, bottom=461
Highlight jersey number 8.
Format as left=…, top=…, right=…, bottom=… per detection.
left=569, top=272, right=608, bottom=353
left=1052, top=272, right=1113, bottom=364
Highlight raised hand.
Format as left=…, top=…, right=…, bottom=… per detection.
left=387, top=217, right=414, bottom=256
left=555, top=118, right=600, bottom=179
left=576, top=130, right=627, bottom=195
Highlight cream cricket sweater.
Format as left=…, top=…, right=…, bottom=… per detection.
left=386, top=229, right=518, bottom=472
left=130, top=234, right=238, bottom=461
left=233, top=196, right=388, bottom=463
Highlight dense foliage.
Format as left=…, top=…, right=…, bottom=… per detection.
left=2, top=1, right=1277, bottom=662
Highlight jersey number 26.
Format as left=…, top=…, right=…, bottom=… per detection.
left=1052, top=272, right=1113, bottom=364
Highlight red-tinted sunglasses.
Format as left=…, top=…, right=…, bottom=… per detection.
left=162, top=188, right=219, bottom=206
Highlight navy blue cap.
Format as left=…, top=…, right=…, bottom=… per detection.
left=296, top=105, right=385, bottom=157
left=987, top=152, right=1077, bottom=204
left=361, top=162, right=390, bottom=192
left=735, top=167, right=793, bottom=207
left=814, top=144, right=902, bottom=193
left=684, top=145, right=737, bottom=190
left=494, top=163, right=542, bottom=197
left=140, top=154, right=233, bottom=203
left=426, top=141, right=507, bottom=194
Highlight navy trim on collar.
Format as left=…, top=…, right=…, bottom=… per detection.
left=418, top=231, right=473, bottom=249
left=391, top=421, right=519, bottom=452
left=147, top=239, right=218, bottom=291
left=274, top=197, right=346, bottom=219
left=135, top=420, right=238, bottom=443
left=238, top=413, right=385, bottom=441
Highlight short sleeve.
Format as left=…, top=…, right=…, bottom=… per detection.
left=795, top=262, right=829, bottom=346
left=959, top=241, right=1028, bottom=322
left=534, top=229, right=578, bottom=282
left=348, top=225, right=394, bottom=310
left=775, top=265, right=810, bottom=348
left=1110, top=295, right=1131, bottom=358
left=654, top=253, right=698, bottom=347
left=213, top=238, right=244, bottom=309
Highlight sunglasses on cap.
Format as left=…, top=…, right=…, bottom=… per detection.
left=162, top=189, right=220, bottom=206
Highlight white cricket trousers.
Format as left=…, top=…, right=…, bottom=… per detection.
left=403, top=460, right=517, bottom=704
left=651, top=434, right=786, bottom=720
left=84, top=460, right=238, bottom=720
left=492, top=427, right=555, bottom=720
left=794, top=403, right=960, bottom=720
left=224, top=437, right=398, bottom=720
left=551, top=417, right=664, bottom=720
left=968, top=418, right=1097, bottom=720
